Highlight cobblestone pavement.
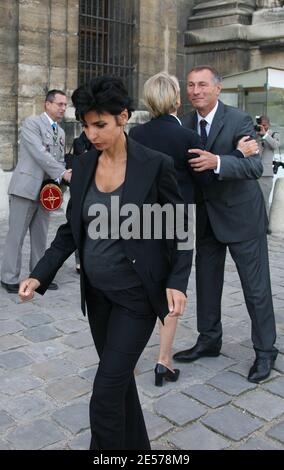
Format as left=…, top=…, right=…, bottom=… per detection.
left=0, top=210, right=284, bottom=451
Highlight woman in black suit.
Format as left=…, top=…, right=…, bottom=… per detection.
left=19, top=76, right=192, bottom=450
left=129, top=71, right=212, bottom=386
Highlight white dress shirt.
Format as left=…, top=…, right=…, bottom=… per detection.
left=44, top=112, right=57, bottom=128
left=170, top=113, right=182, bottom=126
left=197, top=102, right=221, bottom=174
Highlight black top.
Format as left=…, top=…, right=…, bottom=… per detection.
left=82, top=179, right=141, bottom=290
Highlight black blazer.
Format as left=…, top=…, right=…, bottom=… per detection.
left=73, top=131, right=93, bottom=156
left=31, top=137, right=192, bottom=322
left=65, top=132, right=94, bottom=169
left=182, top=101, right=267, bottom=243
left=129, top=114, right=214, bottom=204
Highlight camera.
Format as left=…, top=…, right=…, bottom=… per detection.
left=273, top=160, right=284, bottom=175
left=254, top=116, right=262, bottom=132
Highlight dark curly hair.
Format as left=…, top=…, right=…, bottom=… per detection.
left=71, top=76, right=134, bottom=121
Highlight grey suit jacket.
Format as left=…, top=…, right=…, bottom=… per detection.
left=8, top=113, right=66, bottom=201
left=182, top=101, right=267, bottom=243
left=257, top=129, right=280, bottom=177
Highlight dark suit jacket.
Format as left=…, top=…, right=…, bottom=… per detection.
left=129, top=114, right=214, bottom=204
left=182, top=101, right=266, bottom=243
left=73, top=131, right=93, bottom=156
left=65, top=132, right=94, bottom=169
left=31, top=137, right=192, bottom=322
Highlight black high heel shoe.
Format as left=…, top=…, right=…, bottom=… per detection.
left=154, top=363, right=180, bottom=386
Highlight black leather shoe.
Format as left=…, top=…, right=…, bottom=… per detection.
left=248, top=357, right=275, bottom=383
left=154, top=363, right=180, bottom=386
left=1, top=281, right=19, bottom=293
left=173, top=342, right=221, bottom=363
left=47, top=282, right=58, bottom=290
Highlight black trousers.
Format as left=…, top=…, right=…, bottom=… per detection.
left=85, top=284, right=156, bottom=450
left=196, top=228, right=278, bottom=359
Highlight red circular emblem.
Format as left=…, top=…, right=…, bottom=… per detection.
left=40, top=183, right=63, bottom=211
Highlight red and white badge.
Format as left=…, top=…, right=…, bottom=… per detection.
left=40, top=183, right=63, bottom=211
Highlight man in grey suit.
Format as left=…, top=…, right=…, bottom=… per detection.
left=1, top=90, right=72, bottom=293
left=256, top=115, right=280, bottom=216
left=173, top=66, right=278, bottom=383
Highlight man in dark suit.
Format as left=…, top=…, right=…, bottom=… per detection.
left=173, top=65, right=278, bottom=383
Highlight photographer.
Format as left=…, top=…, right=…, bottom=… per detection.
left=256, top=115, right=280, bottom=217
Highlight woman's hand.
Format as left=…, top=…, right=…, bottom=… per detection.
left=237, top=136, right=259, bottom=157
left=19, top=278, right=41, bottom=302
left=166, top=288, right=187, bottom=317
left=63, top=169, right=72, bottom=183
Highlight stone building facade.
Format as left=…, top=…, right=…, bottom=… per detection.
left=0, top=0, right=79, bottom=171
left=0, top=0, right=283, bottom=173
left=181, top=0, right=284, bottom=113
left=0, top=0, right=191, bottom=173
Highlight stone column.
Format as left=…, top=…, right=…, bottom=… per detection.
left=17, top=0, right=51, bottom=124
left=135, top=0, right=178, bottom=109
left=0, top=1, right=19, bottom=170
left=269, top=178, right=284, bottom=236
left=183, top=0, right=284, bottom=82
left=0, top=0, right=79, bottom=215
left=0, top=0, right=79, bottom=171
left=17, top=0, right=79, bottom=125
left=187, top=0, right=256, bottom=30
left=256, top=1, right=282, bottom=8
left=184, top=0, right=256, bottom=80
